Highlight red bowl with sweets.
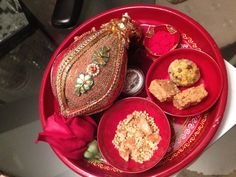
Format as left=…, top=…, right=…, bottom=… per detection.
left=97, top=97, right=171, bottom=173
left=145, top=48, right=223, bottom=117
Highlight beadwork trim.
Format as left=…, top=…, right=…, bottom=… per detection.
left=86, top=63, right=100, bottom=76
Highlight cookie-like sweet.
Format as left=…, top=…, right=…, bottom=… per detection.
left=168, top=59, right=200, bottom=86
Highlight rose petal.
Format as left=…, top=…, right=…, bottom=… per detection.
left=44, top=114, right=72, bottom=136
left=69, top=117, right=96, bottom=142
left=36, top=114, right=97, bottom=160
left=65, top=147, right=87, bottom=160
left=38, top=135, right=87, bottom=160
left=84, top=116, right=98, bottom=127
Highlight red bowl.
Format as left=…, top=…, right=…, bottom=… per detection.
left=145, top=48, right=223, bottom=117
left=144, top=24, right=180, bottom=57
left=97, top=97, right=171, bottom=173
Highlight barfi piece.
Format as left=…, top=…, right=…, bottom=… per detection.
left=149, top=79, right=180, bottom=102
left=173, top=84, right=208, bottom=110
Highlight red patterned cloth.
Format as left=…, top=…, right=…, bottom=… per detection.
left=36, top=114, right=97, bottom=160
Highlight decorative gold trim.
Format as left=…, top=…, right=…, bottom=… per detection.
left=145, top=26, right=155, bottom=38
left=88, top=161, right=121, bottom=172
left=163, top=113, right=208, bottom=162
left=166, top=25, right=177, bottom=34
left=181, top=33, right=201, bottom=50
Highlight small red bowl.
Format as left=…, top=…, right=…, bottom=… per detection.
left=146, top=48, right=223, bottom=117
left=144, top=24, right=180, bottom=57
left=97, top=97, right=171, bottom=173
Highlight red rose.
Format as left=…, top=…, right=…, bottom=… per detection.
left=36, top=114, right=97, bottom=160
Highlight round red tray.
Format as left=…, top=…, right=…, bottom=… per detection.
left=39, top=4, right=228, bottom=177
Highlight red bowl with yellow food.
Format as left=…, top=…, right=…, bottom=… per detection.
left=97, top=97, right=171, bottom=173
left=145, top=48, right=223, bottom=117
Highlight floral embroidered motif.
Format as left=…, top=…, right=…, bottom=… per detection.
left=92, top=46, right=110, bottom=66
left=86, top=63, right=100, bottom=76
left=75, top=73, right=94, bottom=96
left=74, top=46, right=110, bottom=96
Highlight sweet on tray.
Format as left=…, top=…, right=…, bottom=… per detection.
left=168, top=59, right=200, bottom=86
left=148, top=79, right=180, bottom=102
left=112, top=111, right=161, bottom=163
left=173, top=84, right=208, bottom=110
left=97, top=97, right=171, bottom=173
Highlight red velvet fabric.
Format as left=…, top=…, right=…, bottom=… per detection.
left=36, top=114, right=97, bottom=160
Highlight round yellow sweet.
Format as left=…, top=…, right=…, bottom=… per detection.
left=168, top=59, right=200, bottom=86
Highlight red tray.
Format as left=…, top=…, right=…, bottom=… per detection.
left=39, top=4, right=228, bottom=177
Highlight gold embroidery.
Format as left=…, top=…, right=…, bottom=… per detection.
left=88, top=160, right=121, bottom=172
left=166, top=25, right=177, bottom=34
left=163, top=113, right=208, bottom=162
left=181, top=33, right=201, bottom=50
left=146, top=26, right=155, bottom=38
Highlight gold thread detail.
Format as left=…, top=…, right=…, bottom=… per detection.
left=87, top=161, right=121, bottom=172
left=163, top=113, right=208, bottom=162
left=166, top=25, right=177, bottom=34
left=181, top=33, right=201, bottom=50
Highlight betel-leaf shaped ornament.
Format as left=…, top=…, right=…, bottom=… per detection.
left=51, top=13, right=141, bottom=117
